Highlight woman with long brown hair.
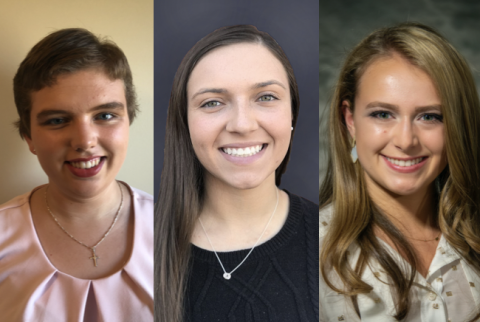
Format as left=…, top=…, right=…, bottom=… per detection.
left=319, top=22, right=480, bottom=321
left=156, top=25, right=318, bottom=322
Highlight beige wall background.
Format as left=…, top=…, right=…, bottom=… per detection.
left=0, top=0, right=153, bottom=203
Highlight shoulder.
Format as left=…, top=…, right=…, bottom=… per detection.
left=0, top=190, right=35, bottom=224
left=287, top=191, right=318, bottom=216
left=120, top=182, right=154, bottom=212
left=0, top=192, right=33, bottom=242
left=120, top=183, right=154, bottom=237
left=130, top=186, right=154, bottom=204
left=287, top=192, right=319, bottom=240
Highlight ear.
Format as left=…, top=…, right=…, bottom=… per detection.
left=24, top=135, right=36, bottom=155
left=342, top=100, right=356, bottom=139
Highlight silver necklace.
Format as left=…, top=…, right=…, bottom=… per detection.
left=44, top=181, right=124, bottom=267
left=198, top=189, right=279, bottom=280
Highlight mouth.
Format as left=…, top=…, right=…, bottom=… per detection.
left=384, top=156, right=426, bottom=167
left=221, top=144, right=266, bottom=158
left=68, top=157, right=102, bottom=169
left=65, top=157, right=106, bottom=178
left=382, top=155, right=428, bottom=173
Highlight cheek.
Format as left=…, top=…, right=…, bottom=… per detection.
left=264, top=108, right=292, bottom=159
left=423, top=130, right=444, bottom=153
left=33, top=131, right=64, bottom=153
left=266, top=106, right=291, bottom=130
left=188, top=114, right=219, bottom=156
left=355, top=122, right=389, bottom=153
left=101, top=124, right=130, bottom=156
left=420, top=129, right=446, bottom=164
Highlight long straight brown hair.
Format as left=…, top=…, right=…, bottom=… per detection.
left=155, top=25, right=300, bottom=322
left=320, top=22, right=480, bottom=320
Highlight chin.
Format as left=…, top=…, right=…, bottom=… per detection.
left=228, top=180, right=262, bottom=191
left=223, top=174, right=269, bottom=190
left=383, top=181, right=425, bottom=197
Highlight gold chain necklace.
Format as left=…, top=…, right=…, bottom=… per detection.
left=44, top=181, right=124, bottom=267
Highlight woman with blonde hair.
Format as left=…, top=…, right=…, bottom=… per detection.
left=319, top=22, right=480, bottom=321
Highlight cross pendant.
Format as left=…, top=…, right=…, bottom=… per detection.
left=90, top=247, right=100, bottom=267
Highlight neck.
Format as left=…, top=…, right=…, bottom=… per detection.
left=45, top=181, right=122, bottom=224
left=367, top=179, right=437, bottom=234
left=200, top=173, right=278, bottom=228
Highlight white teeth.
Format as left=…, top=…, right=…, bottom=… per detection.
left=222, top=145, right=264, bottom=157
left=386, top=157, right=423, bottom=167
left=70, top=157, right=101, bottom=169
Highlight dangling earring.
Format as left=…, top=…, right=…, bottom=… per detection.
left=351, top=137, right=358, bottom=163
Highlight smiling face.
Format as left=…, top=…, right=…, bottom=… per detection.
left=187, top=43, right=292, bottom=190
left=25, top=69, right=129, bottom=197
left=344, top=53, right=448, bottom=198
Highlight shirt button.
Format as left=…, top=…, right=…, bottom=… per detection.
left=428, top=292, right=437, bottom=301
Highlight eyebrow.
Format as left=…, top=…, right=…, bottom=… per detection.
left=36, top=101, right=125, bottom=120
left=191, top=88, right=228, bottom=100
left=190, top=80, right=287, bottom=100
left=251, top=80, right=287, bottom=90
left=365, top=101, right=442, bottom=114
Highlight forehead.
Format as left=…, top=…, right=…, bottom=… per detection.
left=30, top=69, right=126, bottom=112
left=187, top=43, right=288, bottom=94
left=356, top=54, right=440, bottom=108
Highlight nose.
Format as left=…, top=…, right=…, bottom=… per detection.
left=225, top=98, right=258, bottom=133
left=392, top=118, right=418, bottom=152
left=70, top=118, right=97, bottom=151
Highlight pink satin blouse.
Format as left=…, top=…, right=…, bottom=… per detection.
left=0, top=184, right=153, bottom=322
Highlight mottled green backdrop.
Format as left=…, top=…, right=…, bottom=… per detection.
left=319, top=0, right=480, bottom=182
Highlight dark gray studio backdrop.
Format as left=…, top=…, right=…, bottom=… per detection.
left=154, top=0, right=319, bottom=203
left=319, top=0, right=480, bottom=182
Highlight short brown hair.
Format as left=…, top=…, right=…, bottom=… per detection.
left=13, top=28, right=139, bottom=138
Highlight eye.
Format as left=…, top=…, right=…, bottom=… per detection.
left=201, top=101, right=221, bottom=108
left=258, top=94, right=277, bottom=102
left=420, top=113, right=443, bottom=122
left=46, top=118, right=66, bottom=125
left=370, top=111, right=392, bottom=120
left=96, top=113, right=115, bottom=121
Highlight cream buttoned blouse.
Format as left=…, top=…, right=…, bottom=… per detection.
left=319, top=206, right=480, bottom=322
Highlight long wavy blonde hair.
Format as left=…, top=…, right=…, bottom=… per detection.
left=319, top=22, right=480, bottom=320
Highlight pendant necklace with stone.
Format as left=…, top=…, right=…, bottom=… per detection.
left=198, top=189, right=279, bottom=280
left=44, top=181, right=124, bottom=267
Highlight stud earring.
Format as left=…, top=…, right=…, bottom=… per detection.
left=351, top=137, right=358, bottom=163
left=291, top=127, right=294, bottom=131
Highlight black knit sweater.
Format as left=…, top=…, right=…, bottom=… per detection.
left=184, top=192, right=319, bottom=322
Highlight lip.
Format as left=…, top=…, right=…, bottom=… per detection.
left=65, top=157, right=106, bottom=178
left=220, top=142, right=265, bottom=149
left=382, top=155, right=428, bottom=173
left=67, top=156, right=103, bottom=162
left=220, top=144, right=267, bottom=165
